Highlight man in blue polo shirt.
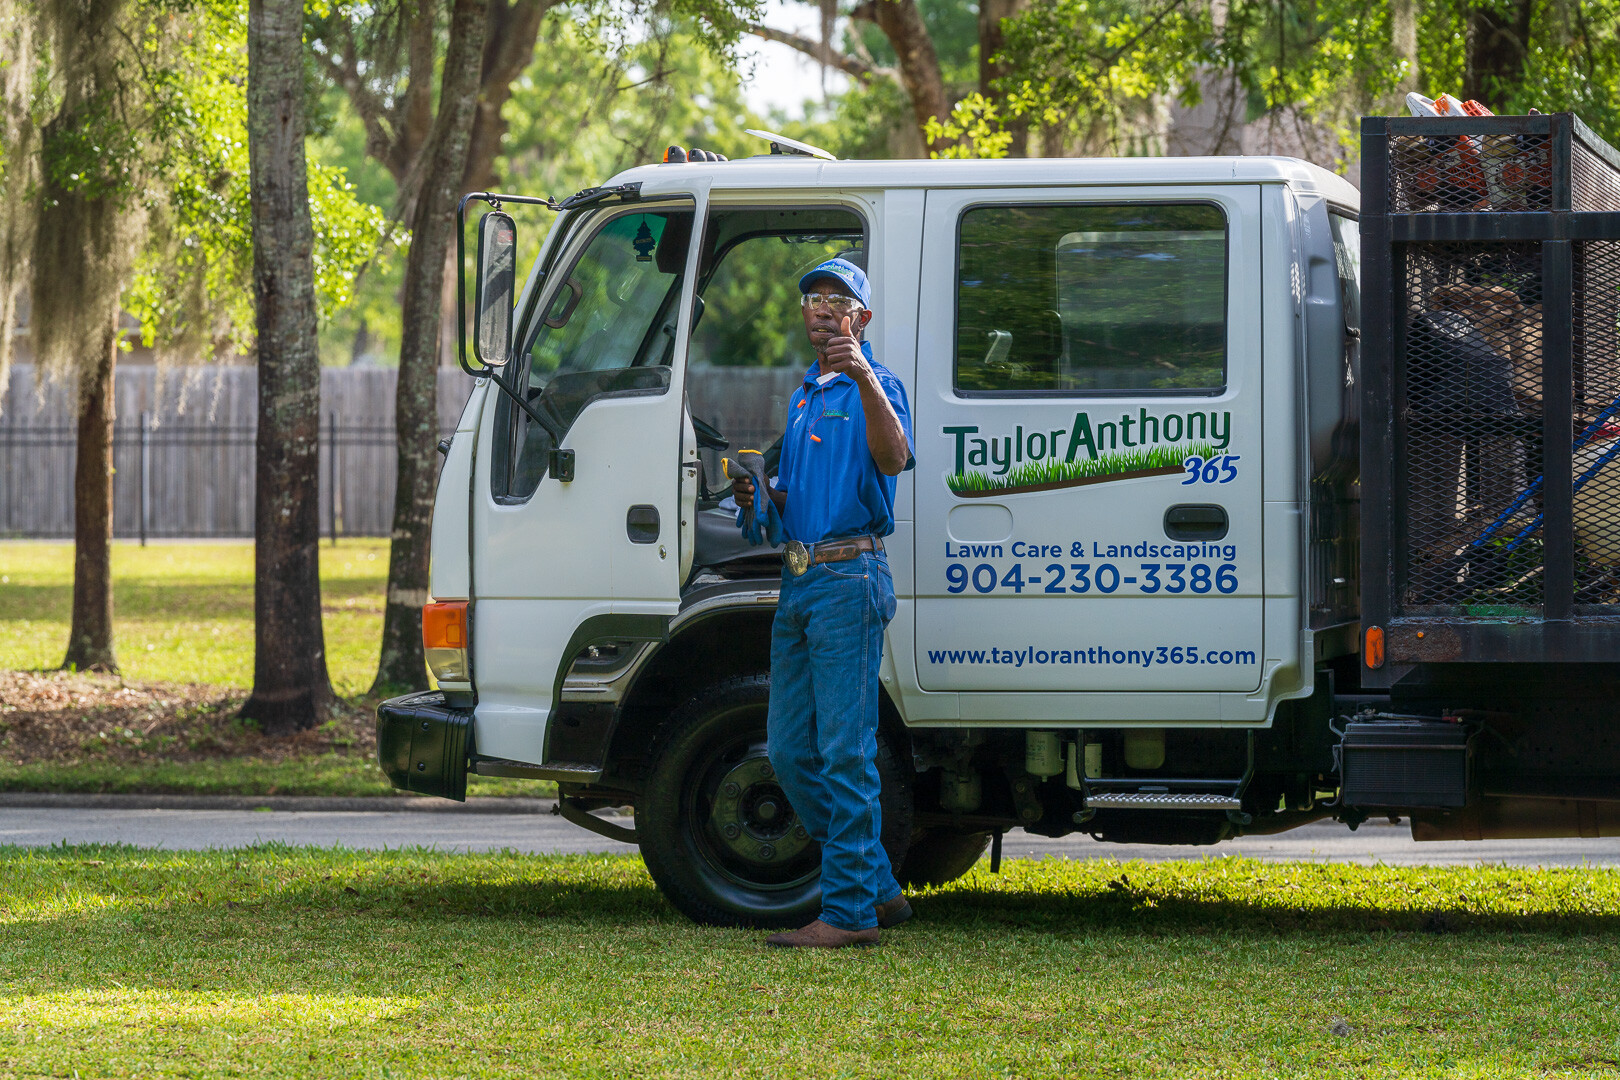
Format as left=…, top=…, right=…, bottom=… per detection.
left=732, top=257, right=915, bottom=948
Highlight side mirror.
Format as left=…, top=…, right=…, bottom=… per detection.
left=474, top=210, right=517, bottom=367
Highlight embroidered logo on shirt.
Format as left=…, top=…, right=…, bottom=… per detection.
left=820, top=408, right=850, bottom=420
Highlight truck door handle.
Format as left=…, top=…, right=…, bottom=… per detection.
left=1164, top=504, right=1228, bottom=541
left=627, top=505, right=661, bottom=544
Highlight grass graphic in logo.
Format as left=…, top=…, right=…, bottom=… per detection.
left=948, top=443, right=1216, bottom=498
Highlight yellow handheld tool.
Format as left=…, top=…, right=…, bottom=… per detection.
left=722, top=449, right=769, bottom=540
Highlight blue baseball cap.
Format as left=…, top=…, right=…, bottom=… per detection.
left=798, top=258, right=870, bottom=307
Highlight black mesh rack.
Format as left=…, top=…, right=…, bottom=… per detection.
left=1362, top=112, right=1620, bottom=681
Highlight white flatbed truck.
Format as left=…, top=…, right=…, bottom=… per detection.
left=379, top=118, right=1620, bottom=926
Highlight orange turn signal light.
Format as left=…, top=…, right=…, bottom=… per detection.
left=1364, top=625, right=1385, bottom=669
left=423, top=601, right=468, bottom=651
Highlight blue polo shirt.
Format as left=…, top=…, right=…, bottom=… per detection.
left=777, top=342, right=915, bottom=545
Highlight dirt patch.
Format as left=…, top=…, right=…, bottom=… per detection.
left=0, top=670, right=375, bottom=767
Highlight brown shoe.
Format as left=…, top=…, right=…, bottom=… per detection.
left=875, top=895, right=913, bottom=929
left=765, top=919, right=879, bottom=948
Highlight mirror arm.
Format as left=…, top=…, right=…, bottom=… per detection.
left=456, top=191, right=555, bottom=379
left=453, top=184, right=643, bottom=447
left=455, top=191, right=568, bottom=443
left=552, top=182, right=641, bottom=212
left=483, top=366, right=564, bottom=445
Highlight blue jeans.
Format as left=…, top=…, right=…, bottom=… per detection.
left=767, top=550, right=902, bottom=932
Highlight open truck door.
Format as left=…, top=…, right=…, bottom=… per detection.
left=468, top=184, right=709, bottom=766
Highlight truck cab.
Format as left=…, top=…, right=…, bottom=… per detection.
left=379, top=130, right=1614, bottom=927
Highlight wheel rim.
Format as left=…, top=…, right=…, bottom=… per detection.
left=684, top=726, right=819, bottom=892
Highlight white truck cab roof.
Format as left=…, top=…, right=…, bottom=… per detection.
left=610, top=154, right=1360, bottom=211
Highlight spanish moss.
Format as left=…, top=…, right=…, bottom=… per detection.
left=0, top=0, right=38, bottom=405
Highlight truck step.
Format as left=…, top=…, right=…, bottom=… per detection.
left=1085, top=792, right=1243, bottom=811
left=472, top=758, right=604, bottom=783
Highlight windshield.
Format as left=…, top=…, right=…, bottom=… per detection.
left=525, top=209, right=691, bottom=389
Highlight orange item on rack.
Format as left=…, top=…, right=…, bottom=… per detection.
left=1423, top=93, right=1488, bottom=204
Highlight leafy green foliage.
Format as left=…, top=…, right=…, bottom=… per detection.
left=117, top=0, right=391, bottom=361
left=997, top=0, right=1620, bottom=161
left=847, top=0, right=978, bottom=88
left=999, top=0, right=1242, bottom=155
left=311, top=12, right=774, bottom=367
left=925, top=92, right=1012, bottom=158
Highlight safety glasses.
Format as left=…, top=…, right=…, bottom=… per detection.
left=800, top=294, right=865, bottom=314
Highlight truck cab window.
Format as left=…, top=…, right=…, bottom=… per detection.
left=685, top=206, right=865, bottom=495
left=955, top=203, right=1228, bottom=394
left=502, top=207, right=693, bottom=499
left=1330, top=212, right=1361, bottom=334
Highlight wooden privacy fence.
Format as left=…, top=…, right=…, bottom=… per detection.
left=0, top=365, right=472, bottom=539
left=0, top=363, right=800, bottom=539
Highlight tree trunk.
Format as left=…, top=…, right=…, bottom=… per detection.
left=461, top=0, right=552, bottom=193
left=856, top=0, right=952, bottom=154
left=1464, top=0, right=1533, bottom=107
left=371, top=0, right=487, bottom=695
left=62, top=318, right=118, bottom=673
left=978, top=0, right=1028, bottom=156
left=1390, top=0, right=1419, bottom=93
left=242, top=0, right=335, bottom=735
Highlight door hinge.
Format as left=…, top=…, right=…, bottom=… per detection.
left=550, top=448, right=576, bottom=482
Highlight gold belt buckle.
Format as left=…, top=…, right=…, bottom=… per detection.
left=785, top=540, right=811, bottom=576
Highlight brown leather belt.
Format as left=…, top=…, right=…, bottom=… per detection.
left=784, top=535, right=883, bottom=576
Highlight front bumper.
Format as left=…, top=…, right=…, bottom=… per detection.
left=376, top=691, right=472, bottom=801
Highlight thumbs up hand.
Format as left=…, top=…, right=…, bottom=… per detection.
left=822, top=314, right=873, bottom=385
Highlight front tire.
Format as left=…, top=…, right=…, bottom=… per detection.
left=636, top=674, right=910, bottom=928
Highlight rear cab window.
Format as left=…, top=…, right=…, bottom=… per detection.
left=955, top=203, right=1229, bottom=396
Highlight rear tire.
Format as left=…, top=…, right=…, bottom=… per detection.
left=898, top=828, right=990, bottom=888
left=636, top=674, right=911, bottom=928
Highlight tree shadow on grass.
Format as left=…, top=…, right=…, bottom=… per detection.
left=264, top=866, right=1620, bottom=941
left=912, top=873, right=1620, bottom=938
left=283, top=876, right=683, bottom=925
left=11, top=845, right=1620, bottom=940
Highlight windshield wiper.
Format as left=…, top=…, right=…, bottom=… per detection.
left=548, top=182, right=642, bottom=212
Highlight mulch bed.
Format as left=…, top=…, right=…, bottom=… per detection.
left=0, top=670, right=375, bottom=767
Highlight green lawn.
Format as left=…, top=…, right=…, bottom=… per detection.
left=0, top=541, right=547, bottom=798
left=0, top=539, right=389, bottom=694
left=1, top=850, right=1617, bottom=1078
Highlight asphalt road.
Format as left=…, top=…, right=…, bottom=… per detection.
left=4, top=806, right=1619, bottom=866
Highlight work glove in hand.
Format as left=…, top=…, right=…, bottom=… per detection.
left=724, top=450, right=782, bottom=547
